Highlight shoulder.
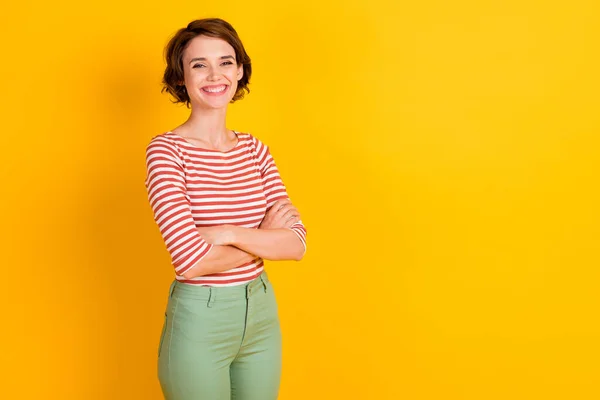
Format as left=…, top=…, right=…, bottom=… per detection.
left=145, top=132, right=183, bottom=162
left=146, top=132, right=179, bottom=153
left=236, top=131, right=269, bottom=152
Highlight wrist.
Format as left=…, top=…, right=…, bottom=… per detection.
left=227, top=225, right=241, bottom=246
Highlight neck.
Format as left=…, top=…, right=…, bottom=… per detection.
left=180, top=106, right=229, bottom=145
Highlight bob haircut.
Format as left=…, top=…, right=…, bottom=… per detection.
left=162, top=18, right=252, bottom=106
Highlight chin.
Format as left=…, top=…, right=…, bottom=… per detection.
left=204, top=100, right=232, bottom=110
left=190, top=98, right=230, bottom=110
left=194, top=94, right=235, bottom=110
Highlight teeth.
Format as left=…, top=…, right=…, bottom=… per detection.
left=204, top=85, right=226, bottom=93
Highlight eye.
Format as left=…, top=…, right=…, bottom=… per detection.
left=192, top=64, right=206, bottom=69
left=221, top=61, right=234, bottom=66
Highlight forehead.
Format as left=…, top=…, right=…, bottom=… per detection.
left=183, top=35, right=236, bottom=61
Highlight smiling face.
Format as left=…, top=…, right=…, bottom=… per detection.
left=181, top=35, right=244, bottom=110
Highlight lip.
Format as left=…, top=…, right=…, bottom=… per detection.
left=201, top=84, right=229, bottom=96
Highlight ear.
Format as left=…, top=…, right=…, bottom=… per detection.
left=237, top=65, right=244, bottom=81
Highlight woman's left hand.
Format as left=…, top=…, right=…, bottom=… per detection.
left=197, top=225, right=235, bottom=246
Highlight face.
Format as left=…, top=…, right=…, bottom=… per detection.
left=181, top=35, right=244, bottom=110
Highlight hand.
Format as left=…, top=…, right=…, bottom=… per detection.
left=259, top=199, right=300, bottom=230
left=197, top=225, right=235, bottom=246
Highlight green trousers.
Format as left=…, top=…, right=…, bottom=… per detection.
left=158, top=272, right=282, bottom=400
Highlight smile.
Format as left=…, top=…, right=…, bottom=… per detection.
left=202, top=85, right=228, bottom=94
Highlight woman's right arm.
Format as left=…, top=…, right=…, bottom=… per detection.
left=179, top=246, right=257, bottom=279
left=144, top=136, right=255, bottom=279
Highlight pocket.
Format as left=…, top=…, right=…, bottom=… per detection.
left=158, top=312, right=167, bottom=358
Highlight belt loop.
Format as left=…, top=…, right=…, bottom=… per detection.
left=207, top=287, right=215, bottom=308
left=260, top=274, right=267, bottom=293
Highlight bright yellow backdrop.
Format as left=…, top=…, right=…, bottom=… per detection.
left=2, top=0, right=599, bottom=399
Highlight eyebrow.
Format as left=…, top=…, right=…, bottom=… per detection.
left=189, top=55, right=235, bottom=64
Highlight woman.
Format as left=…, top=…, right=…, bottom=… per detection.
left=144, top=18, right=307, bottom=400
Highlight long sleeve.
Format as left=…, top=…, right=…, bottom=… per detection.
left=144, top=136, right=214, bottom=276
left=252, top=136, right=307, bottom=251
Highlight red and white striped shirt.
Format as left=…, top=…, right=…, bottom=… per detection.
left=144, top=131, right=307, bottom=286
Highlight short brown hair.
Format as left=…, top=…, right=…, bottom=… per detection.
left=162, top=18, right=252, bottom=106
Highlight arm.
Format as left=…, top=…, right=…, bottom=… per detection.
left=180, top=245, right=257, bottom=279
left=230, top=226, right=305, bottom=261
left=225, top=136, right=307, bottom=260
left=193, top=199, right=304, bottom=262
left=144, top=137, right=257, bottom=279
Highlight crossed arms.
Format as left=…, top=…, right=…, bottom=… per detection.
left=180, top=199, right=305, bottom=280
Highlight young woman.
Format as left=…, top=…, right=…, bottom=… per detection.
left=144, top=18, right=307, bottom=400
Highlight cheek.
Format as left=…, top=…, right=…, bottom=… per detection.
left=225, top=74, right=237, bottom=91
left=187, top=70, right=205, bottom=84
left=229, top=68, right=241, bottom=81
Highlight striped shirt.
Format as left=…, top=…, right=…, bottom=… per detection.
left=144, top=131, right=307, bottom=286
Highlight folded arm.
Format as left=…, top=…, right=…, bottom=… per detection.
left=195, top=198, right=306, bottom=262
left=229, top=226, right=305, bottom=261
left=145, top=137, right=258, bottom=280
left=180, top=245, right=258, bottom=280
left=145, top=135, right=307, bottom=281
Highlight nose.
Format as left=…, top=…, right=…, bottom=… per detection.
left=206, top=66, right=220, bottom=81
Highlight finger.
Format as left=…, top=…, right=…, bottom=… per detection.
left=279, top=207, right=299, bottom=220
left=274, top=198, right=292, bottom=211
left=276, top=204, right=297, bottom=216
left=267, top=205, right=291, bottom=219
left=272, top=198, right=289, bottom=208
left=266, top=199, right=288, bottom=215
left=284, top=215, right=300, bottom=228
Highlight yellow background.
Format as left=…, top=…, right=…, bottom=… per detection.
left=2, top=0, right=599, bottom=399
